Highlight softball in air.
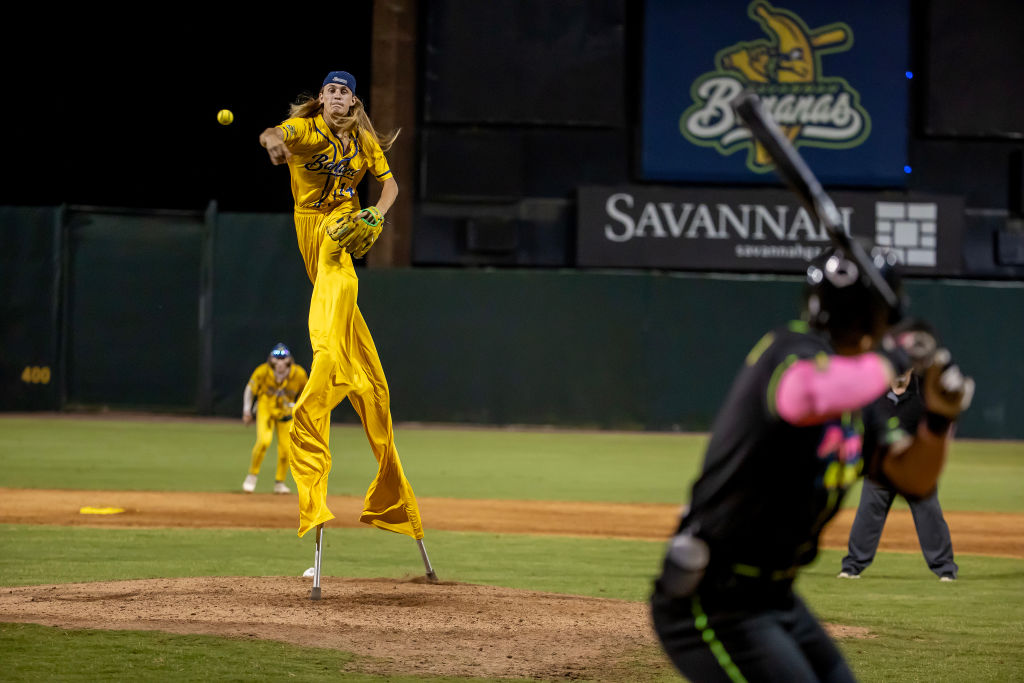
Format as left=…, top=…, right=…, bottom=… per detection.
left=217, top=109, right=234, bottom=125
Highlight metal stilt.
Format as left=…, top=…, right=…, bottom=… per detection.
left=416, top=538, right=438, bottom=583
left=311, top=523, right=324, bottom=600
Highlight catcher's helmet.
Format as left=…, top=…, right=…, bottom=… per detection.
left=804, top=247, right=904, bottom=349
left=269, top=343, right=292, bottom=360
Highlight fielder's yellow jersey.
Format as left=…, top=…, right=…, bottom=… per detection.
left=276, top=114, right=393, bottom=215
left=248, top=363, right=309, bottom=421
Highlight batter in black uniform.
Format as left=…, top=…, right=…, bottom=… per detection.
left=650, top=249, right=974, bottom=683
left=838, top=370, right=958, bottom=581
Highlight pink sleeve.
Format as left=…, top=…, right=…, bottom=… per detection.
left=775, top=354, right=891, bottom=426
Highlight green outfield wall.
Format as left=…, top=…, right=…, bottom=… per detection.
left=2, top=207, right=1022, bottom=440
left=349, top=269, right=1024, bottom=440
left=0, top=206, right=61, bottom=410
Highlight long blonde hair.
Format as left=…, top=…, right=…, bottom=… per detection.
left=288, top=94, right=399, bottom=152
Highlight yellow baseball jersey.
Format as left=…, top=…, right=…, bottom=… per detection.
left=248, top=363, right=309, bottom=421
left=276, top=114, right=393, bottom=215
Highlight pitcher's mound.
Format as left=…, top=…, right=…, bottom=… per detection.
left=0, top=575, right=672, bottom=680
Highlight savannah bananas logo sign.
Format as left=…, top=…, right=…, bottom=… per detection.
left=681, top=1, right=871, bottom=173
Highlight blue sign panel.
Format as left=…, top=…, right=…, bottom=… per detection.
left=642, top=0, right=910, bottom=186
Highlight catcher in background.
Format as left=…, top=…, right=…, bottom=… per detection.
left=650, top=249, right=974, bottom=683
left=242, top=343, right=308, bottom=494
left=258, top=70, right=426, bottom=542
left=838, top=368, right=958, bottom=581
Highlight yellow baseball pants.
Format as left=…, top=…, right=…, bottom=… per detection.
left=248, top=403, right=291, bottom=482
left=288, top=209, right=423, bottom=539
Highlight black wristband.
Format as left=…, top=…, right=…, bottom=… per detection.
left=924, top=411, right=953, bottom=435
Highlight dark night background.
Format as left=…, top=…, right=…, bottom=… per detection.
left=4, top=11, right=373, bottom=213
left=3, top=2, right=1022, bottom=277
left=2, top=2, right=1022, bottom=439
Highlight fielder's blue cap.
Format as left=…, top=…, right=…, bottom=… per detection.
left=322, top=71, right=356, bottom=93
left=270, top=343, right=291, bottom=359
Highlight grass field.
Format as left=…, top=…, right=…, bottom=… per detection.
left=2, top=417, right=1020, bottom=509
left=1, top=415, right=1023, bottom=681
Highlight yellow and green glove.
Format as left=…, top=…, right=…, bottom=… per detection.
left=328, top=206, right=384, bottom=257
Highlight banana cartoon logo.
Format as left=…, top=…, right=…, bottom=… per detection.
left=681, top=1, right=871, bottom=173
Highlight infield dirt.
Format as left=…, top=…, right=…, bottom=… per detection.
left=2, top=487, right=1022, bottom=557
left=2, top=488, right=1022, bottom=680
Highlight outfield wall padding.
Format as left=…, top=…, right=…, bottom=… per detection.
left=347, top=269, right=1024, bottom=440
left=62, top=209, right=204, bottom=410
left=2, top=208, right=1021, bottom=440
left=0, top=206, right=61, bottom=410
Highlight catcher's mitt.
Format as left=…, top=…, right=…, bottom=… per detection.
left=327, top=207, right=384, bottom=257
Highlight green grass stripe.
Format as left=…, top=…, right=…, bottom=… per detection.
left=800, top=550, right=1024, bottom=682
left=0, top=525, right=667, bottom=601
left=0, top=417, right=707, bottom=504
left=3, top=417, right=1022, bottom=510
left=0, top=622, right=527, bottom=683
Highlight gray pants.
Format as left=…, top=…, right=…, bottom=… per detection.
left=841, top=478, right=958, bottom=578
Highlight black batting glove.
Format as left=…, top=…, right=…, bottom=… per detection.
left=888, top=318, right=940, bottom=373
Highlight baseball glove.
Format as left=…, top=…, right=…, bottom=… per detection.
left=327, top=207, right=384, bottom=257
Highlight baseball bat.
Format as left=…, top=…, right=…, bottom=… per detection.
left=730, top=90, right=900, bottom=313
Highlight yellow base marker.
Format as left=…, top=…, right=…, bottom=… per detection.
left=79, top=506, right=126, bottom=515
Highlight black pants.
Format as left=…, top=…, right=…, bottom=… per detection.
left=651, top=590, right=856, bottom=683
left=841, top=478, right=957, bottom=578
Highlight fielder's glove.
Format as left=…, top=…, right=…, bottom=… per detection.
left=327, top=207, right=384, bottom=258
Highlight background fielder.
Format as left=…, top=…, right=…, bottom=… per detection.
left=242, top=343, right=308, bottom=494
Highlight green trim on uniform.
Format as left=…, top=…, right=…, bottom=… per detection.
left=731, top=563, right=799, bottom=581
left=732, top=563, right=761, bottom=578
left=745, top=332, right=775, bottom=366
left=787, top=319, right=810, bottom=333
left=691, top=596, right=748, bottom=683
left=771, top=566, right=799, bottom=580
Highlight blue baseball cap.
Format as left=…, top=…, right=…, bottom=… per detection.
left=322, top=71, right=356, bottom=93
left=270, top=343, right=291, bottom=359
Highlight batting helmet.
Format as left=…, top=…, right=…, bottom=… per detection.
left=269, top=343, right=292, bottom=360
left=804, top=247, right=904, bottom=350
